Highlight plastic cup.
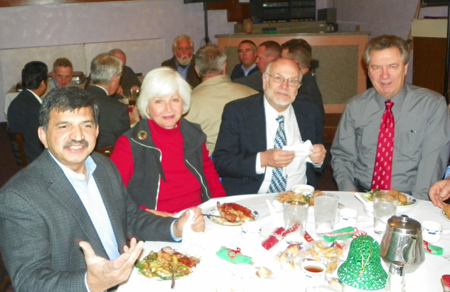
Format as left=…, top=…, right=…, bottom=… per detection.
left=283, top=201, right=309, bottom=244
left=373, top=191, right=398, bottom=234
left=314, top=193, right=339, bottom=236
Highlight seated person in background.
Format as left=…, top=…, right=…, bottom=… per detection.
left=185, top=44, right=258, bottom=155
left=281, top=38, right=325, bottom=118
left=0, top=86, right=204, bottom=291
left=48, top=57, right=74, bottom=91
left=109, top=48, right=141, bottom=95
left=161, top=35, right=201, bottom=88
left=234, top=41, right=281, bottom=92
left=214, top=58, right=327, bottom=196
left=230, top=40, right=258, bottom=80
left=85, top=52, right=130, bottom=148
left=331, top=35, right=450, bottom=200
left=7, top=61, right=47, bottom=162
left=430, top=166, right=450, bottom=208
left=111, top=67, right=225, bottom=214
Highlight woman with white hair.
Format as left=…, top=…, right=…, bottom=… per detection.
left=111, top=67, right=225, bottom=214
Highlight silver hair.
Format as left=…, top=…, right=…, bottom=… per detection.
left=138, top=67, right=192, bottom=119
left=90, top=53, right=123, bottom=85
left=195, top=44, right=227, bottom=79
left=172, top=35, right=194, bottom=55
left=364, top=35, right=410, bottom=66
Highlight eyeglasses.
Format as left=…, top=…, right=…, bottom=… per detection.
left=265, top=73, right=301, bottom=87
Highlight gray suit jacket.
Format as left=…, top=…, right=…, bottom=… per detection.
left=0, top=150, right=175, bottom=291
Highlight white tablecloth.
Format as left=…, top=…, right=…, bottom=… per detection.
left=117, top=192, right=450, bottom=292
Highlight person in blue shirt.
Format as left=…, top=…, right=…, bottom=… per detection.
left=430, top=165, right=450, bottom=208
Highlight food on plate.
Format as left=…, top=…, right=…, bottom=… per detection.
left=276, top=190, right=323, bottom=206
left=256, top=266, right=273, bottom=279
left=304, top=241, right=345, bottom=273
left=361, top=189, right=411, bottom=206
left=136, top=247, right=200, bottom=280
left=444, top=204, right=450, bottom=219
left=276, top=191, right=311, bottom=205
left=216, top=202, right=255, bottom=223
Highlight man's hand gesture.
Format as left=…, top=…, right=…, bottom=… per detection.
left=80, top=238, right=144, bottom=292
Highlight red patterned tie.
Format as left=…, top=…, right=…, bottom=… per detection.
left=371, top=100, right=395, bottom=190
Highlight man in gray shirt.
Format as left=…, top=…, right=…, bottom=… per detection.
left=331, top=35, right=450, bottom=200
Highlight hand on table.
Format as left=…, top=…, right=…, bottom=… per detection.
left=309, top=144, right=326, bottom=164
left=429, top=177, right=450, bottom=208
left=260, top=149, right=295, bottom=168
left=80, top=238, right=144, bottom=292
left=173, top=207, right=205, bottom=237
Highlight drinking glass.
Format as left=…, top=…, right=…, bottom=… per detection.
left=283, top=201, right=309, bottom=244
left=314, top=193, right=339, bottom=236
left=373, top=191, right=398, bottom=234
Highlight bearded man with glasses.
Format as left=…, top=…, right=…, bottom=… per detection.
left=213, top=58, right=327, bottom=196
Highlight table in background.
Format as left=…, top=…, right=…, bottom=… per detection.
left=118, top=192, right=450, bottom=292
left=3, top=78, right=87, bottom=117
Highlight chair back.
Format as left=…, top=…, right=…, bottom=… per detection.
left=95, top=145, right=115, bottom=157
left=6, top=127, right=28, bottom=169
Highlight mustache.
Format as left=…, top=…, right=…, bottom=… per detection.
left=63, top=140, right=89, bottom=149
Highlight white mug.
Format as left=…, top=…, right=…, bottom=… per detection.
left=339, top=208, right=358, bottom=227
left=422, top=220, right=442, bottom=243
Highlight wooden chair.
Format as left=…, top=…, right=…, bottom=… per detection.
left=95, top=145, right=115, bottom=157
left=6, top=127, right=28, bottom=169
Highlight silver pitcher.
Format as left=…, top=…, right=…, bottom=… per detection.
left=380, top=215, right=425, bottom=273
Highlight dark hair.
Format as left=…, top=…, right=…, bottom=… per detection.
left=40, top=86, right=99, bottom=132
left=259, top=41, right=282, bottom=58
left=281, top=38, right=312, bottom=69
left=22, top=61, right=48, bottom=90
left=238, top=40, right=257, bottom=51
left=364, top=35, right=410, bottom=66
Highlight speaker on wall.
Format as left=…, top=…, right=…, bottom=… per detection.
left=421, top=0, right=450, bottom=7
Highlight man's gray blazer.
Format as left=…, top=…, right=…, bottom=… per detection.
left=0, top=150, right=175, bottom=291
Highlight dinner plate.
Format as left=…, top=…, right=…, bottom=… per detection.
left=442, top=210, right=450, bottom=221
left=136, top=248, right=200, bottom=281
left=354, top=192, right=417, bottom=210
left=206, top=206, right=259, bottom=226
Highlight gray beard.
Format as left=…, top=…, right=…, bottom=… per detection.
left=176, top=55, right=192, bottom=66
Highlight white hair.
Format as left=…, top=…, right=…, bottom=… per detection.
left=137, top=67, right=192, bottom=119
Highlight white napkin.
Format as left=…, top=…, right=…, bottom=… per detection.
left=282, top=140, right=313, bottom=176
left=181, top=209, right=206, bottom=254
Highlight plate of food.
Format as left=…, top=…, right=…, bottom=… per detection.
left=206, top=202, right=258, bottom=226
left=135, top=246, right=200, bottom=281
left=355, top=190, right=417, bottom=211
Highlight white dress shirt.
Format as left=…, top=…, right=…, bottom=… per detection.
left=256, top=98, right=307, bottom=193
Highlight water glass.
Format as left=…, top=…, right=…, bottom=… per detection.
left=283, top=201, right=309, bottom=244
left=314, top=193, right=339, bottom=236
left=373, top=191, right=398, bottom=234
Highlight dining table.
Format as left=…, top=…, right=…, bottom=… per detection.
left=117, top=192, right=450, bottom=292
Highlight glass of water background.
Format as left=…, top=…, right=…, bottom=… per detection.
left=373, top=191, right=398, bottom=234
left=314, top=193, right=339, bottom=236
left=283, top=201, right=309, bottom=244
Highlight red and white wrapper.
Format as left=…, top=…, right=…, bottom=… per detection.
left=262, top=227, right=286, bottom=250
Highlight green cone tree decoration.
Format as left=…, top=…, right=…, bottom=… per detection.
left=337, top=235, right=387, bottom=290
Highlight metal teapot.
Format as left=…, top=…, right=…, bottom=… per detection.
left=380, top=215, right=425, bottom=273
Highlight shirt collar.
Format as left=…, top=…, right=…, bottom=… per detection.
left=26, top=89, right=42, bottom=104
left=92, top=84, right=109, bottom=96
left=263, top=97, right=292, bottom=121
left=49, top=151, right=97, bottom=182
left=374, top=84, right=407, bottom=110
left=241, top=63, right=257, bottom=75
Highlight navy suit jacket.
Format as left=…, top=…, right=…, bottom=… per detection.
left=7, top=89, right=44, bottom=162
left=213, top=93, right=327, bottom=196
left=230, top=64, right=259, bottom=81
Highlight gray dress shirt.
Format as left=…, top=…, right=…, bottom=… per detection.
left=331, top=84, right=450, bottom=200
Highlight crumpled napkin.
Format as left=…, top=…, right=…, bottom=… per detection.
left=182, top=209, right=206, bottom=254
left=282, top=140, right=313, bottom=175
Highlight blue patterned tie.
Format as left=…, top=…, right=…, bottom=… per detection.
left=268, top=115, right=287, bottom=193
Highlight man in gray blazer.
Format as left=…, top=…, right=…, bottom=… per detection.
left=0, top=87, right=204, bottom=292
